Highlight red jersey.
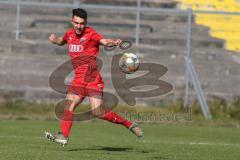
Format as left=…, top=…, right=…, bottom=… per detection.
left=63, top=27, right=103, bottom=84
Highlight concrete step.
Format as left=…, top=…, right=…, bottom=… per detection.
left=26, top=17, right=208, bottom=35
left=6, top=40, right=236, bottom=78
left=140, top=32, right=224, bottom=48
left=0, top=12, right=200, bottom=33
left=11, top=39, right=68, bottom=55
left=3, top=13, right=187, bottom=24
left=85, top=0, right=178, bottom=8
left=5, top=0, right=178, bottom=8
left=137, top=44, right=236, bottom=59
left=13, top=27, right=199, bottom=39
left=0, top=39, right=15, bottom=53
left=1, top=46, right=239, bottom=102
left=0, top=4, right=185, bottom=22
left=7, top=33, right=224, bottom=55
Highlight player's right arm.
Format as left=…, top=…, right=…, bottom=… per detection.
left=49, top=34, right=67, bottom=46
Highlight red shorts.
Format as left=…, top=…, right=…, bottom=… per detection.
left=67, top=78, right=104, bottom=97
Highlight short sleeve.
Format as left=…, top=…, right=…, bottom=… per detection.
left=63, top=31, right=68, bottom=41
left=91, top=32, right=103, bottom=43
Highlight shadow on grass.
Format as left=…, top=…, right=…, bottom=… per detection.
left=65, top=145, right=167, bottom=159
left=66, top=146, right=133, bottom=152
left=66, top=145, right=154, bottom=153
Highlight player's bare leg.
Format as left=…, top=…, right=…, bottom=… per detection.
left=45, top=93, right=84, bottom=146
left=89, top=95, right=143, bottom=137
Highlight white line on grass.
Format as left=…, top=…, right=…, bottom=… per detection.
left=137, top=139, right=240, bottom=147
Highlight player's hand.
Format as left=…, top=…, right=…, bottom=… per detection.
left=114, top=39, right=122, bottom=46
left=49, top=34, right=58, bottom=44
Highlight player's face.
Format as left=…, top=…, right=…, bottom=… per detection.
left=71, top=16, right=86, bottom=35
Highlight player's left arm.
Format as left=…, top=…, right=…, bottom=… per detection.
left=99, top=38, right=122, bottom=47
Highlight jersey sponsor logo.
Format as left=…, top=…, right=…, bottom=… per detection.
left=80, top=37, right=86, bottom=43
left=69, top=44, right=83, bottom=52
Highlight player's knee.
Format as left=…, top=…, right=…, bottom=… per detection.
left=91, top=107, right=104, bottom=118
left=65, top=95, right=80, bottom=111
left=64, top=100, right=76, bottom=110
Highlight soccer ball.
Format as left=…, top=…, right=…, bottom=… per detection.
left=119, top=52, right=140, bottom=74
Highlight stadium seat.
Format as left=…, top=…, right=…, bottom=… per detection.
left=177, top=0, right=240, bottom=52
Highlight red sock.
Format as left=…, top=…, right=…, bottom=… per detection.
left=101, top=111, right=132, bottom=128
left=61, top=110, right=73, bottom=138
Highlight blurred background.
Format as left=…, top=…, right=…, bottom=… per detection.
left=0, top=0, right=240, bottom=123
left=0, top=1, right=240, bottom=160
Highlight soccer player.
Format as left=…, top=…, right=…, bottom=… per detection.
left=45, top=8, right=143, bottom=146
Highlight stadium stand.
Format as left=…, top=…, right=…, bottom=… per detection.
left=177, top=0, right=240, bottom=52
left=0, top=0, right=239, bottom=104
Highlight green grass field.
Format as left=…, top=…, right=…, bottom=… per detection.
left=0, top=120, right=239, bottom=160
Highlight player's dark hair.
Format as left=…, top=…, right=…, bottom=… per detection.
left=72, top=8, right=88, bottom=20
